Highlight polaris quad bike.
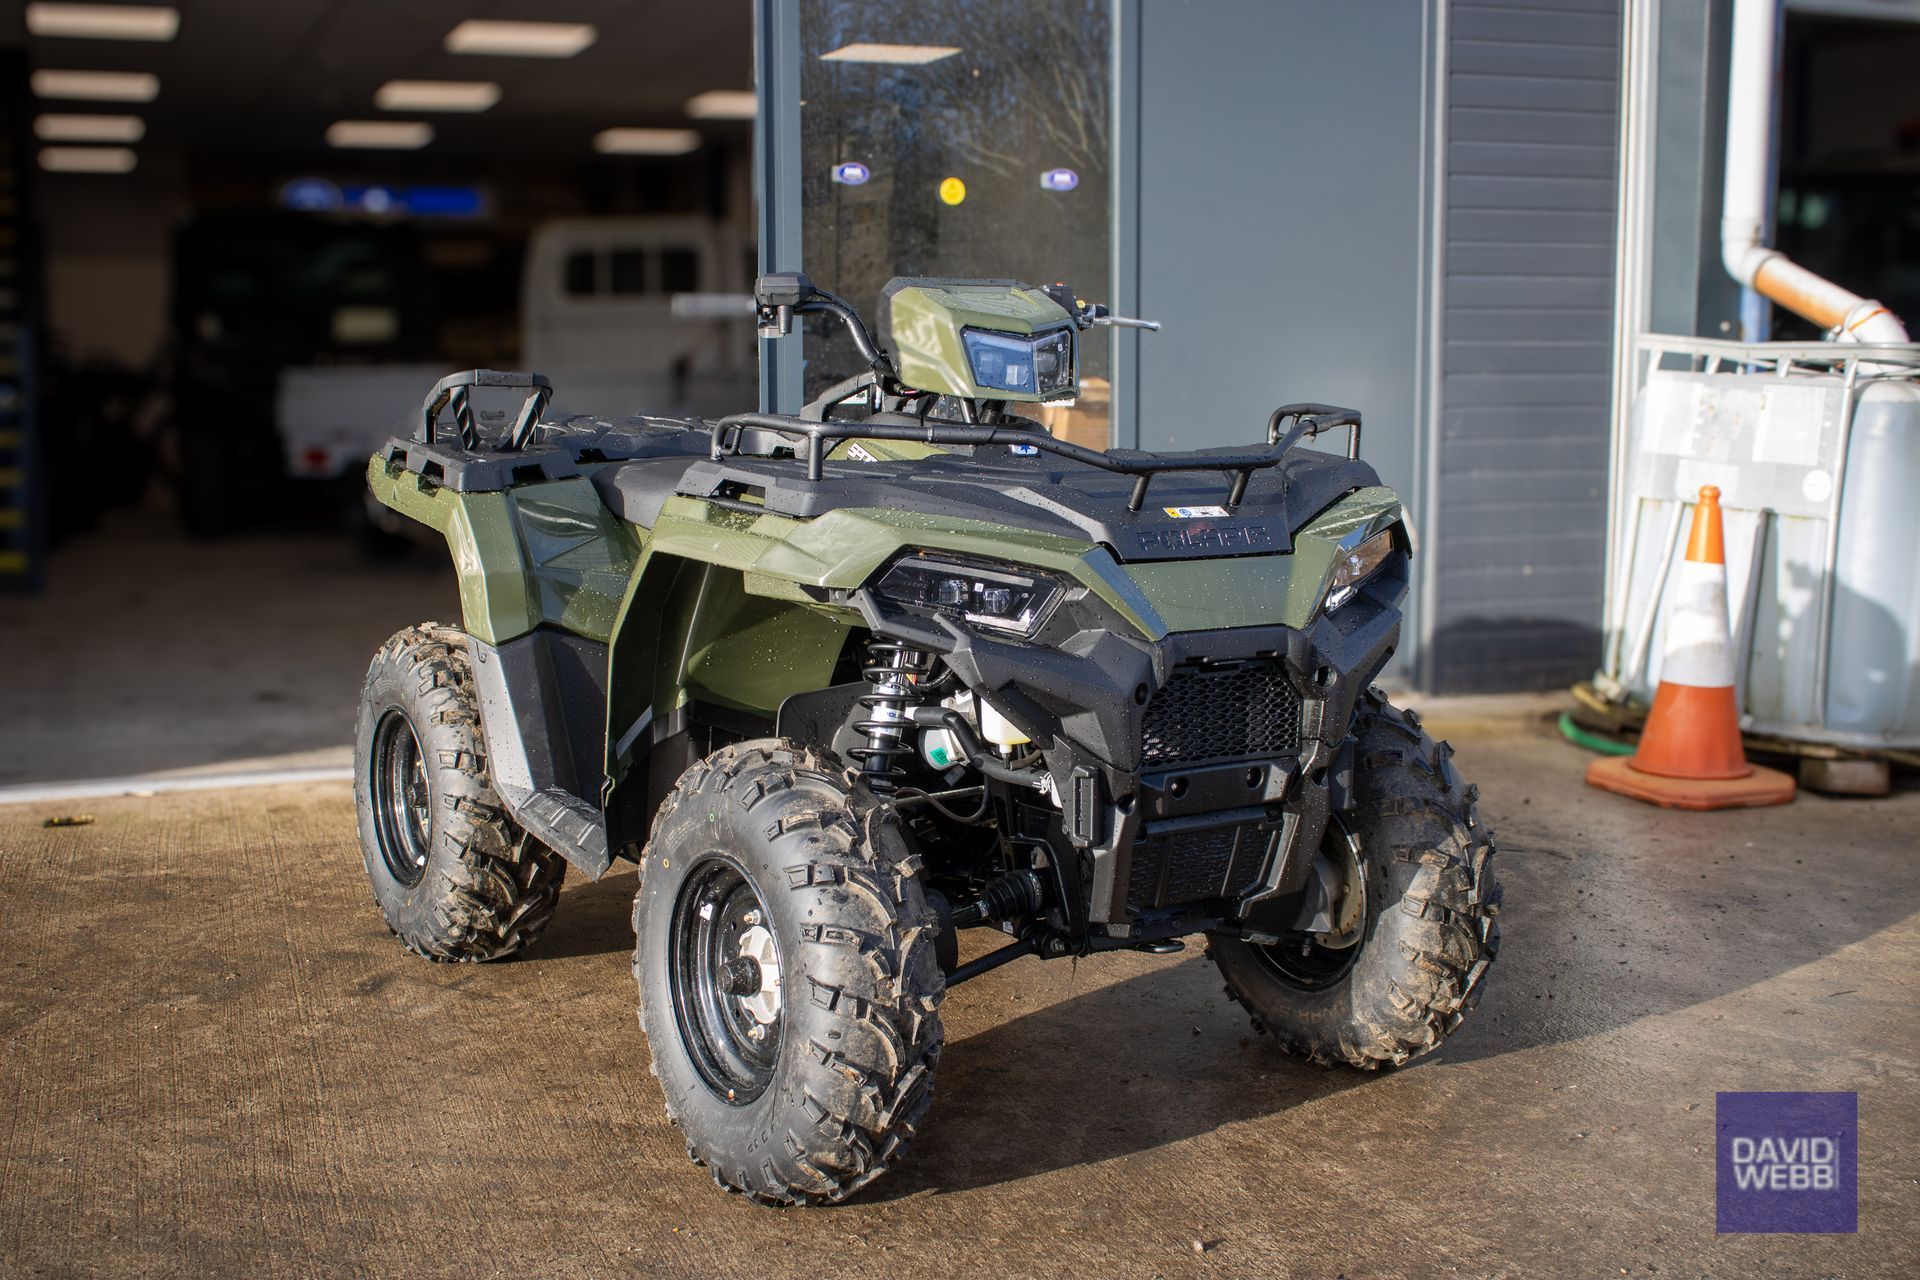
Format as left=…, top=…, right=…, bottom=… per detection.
left=352, top=272, right=1501, bottom=1205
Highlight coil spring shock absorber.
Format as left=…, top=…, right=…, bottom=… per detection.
left=850, top=638, right=935, bottom=793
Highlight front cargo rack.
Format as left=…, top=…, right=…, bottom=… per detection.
left=708, top=402, right=1361, bottom=514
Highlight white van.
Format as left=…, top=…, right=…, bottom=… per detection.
left=522, top=215, right=753, bottom=397
left=281, top=215, right=757, bottom=490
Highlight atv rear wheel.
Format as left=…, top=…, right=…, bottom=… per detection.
left=633, top=740, right=944, bottom=1206
left=353, top=623, right=567, bottom=961
left=1210, top=690, right=1501, bottom=1067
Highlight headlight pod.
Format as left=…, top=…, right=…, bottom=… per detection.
left=874, top=556, right=1065, bottom=636
left=961, top=326, right=1075, bottom=399
left=1324, top=529, right=1397, bottom=614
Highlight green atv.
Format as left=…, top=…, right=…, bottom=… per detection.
left=352, top=272, right=1501, bottom=1205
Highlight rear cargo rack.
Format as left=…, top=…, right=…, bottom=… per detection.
left=708, top=403, right=1361, bottom=513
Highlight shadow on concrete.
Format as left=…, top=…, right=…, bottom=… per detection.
left=872, top=961, right=1366, bottom=1201
left=538, top=868, right=642, bottom=961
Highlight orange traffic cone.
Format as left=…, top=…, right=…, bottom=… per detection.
left=1587, top=486, right=1795, bottom=810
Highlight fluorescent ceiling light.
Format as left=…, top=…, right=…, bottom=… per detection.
left=375, top=80, right=501, bottom=112
left=445, top=20, right=596, bottom=57
left=685, top=90, right=756, bottom=120
left=326, top=120, right=434, bottom=150
left=819, top=42, right=961, bottom=65
left=40, top=146, right=137, bottom=173
left=30, top=69, right=159, bottom=101
left=26, top=3, right=179, bottom=41
left=34, top=113, right=144, bottom=142
left=593, top=127, right=701, bottom=155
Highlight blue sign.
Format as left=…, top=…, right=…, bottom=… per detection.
left=832, top=161, right=871, bottom=186
left=279, top=177, right=343, bottom=212
left=329, top=184, right=488, bottom=218
left=281, top=179, right=485, bottom=218
left=1040, top=167, right=1078, bottom=192
left=393, top=185, right=485, bottom=217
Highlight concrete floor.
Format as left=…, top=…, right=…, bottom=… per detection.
left=0, top=508, right=457, bottom=788
left=1, top=516, right=1916, bottom=1276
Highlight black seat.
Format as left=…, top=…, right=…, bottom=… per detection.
left=591, top=455, right=709, bottom=529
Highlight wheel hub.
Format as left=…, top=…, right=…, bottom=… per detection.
left=733, top=922, right=782, bottom=1025
left=1313, top=831, right=1368, bottom=951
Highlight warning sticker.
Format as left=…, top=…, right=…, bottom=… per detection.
left=1163, top=505, right=1230, bottom=519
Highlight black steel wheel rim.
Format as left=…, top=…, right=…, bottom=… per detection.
left=370, top=708, right=432, bottom=888
left=668, top=855, right=784, bottom=1106
left=1252, top=930, right=1362, bottom=990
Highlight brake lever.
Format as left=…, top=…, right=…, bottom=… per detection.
left=1089, top=314, right=1161, bottom=332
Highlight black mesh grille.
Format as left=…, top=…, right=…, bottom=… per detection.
left=1141, top=661, right=1301, bottom=768
left=1127, top=823, right=1270, bottom=909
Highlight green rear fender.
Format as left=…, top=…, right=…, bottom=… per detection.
left=365, top=457, right=638, bottom=644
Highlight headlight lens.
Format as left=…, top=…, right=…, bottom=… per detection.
left=1324, top=530, right=1396, bottom=613
left=961, top=326, right=1075, bottom=398
left=875, top=556, right=1064, bottom=636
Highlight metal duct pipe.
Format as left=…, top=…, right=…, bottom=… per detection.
left=1721, top=0, right=1909, bottom=342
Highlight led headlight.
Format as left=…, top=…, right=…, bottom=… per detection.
left=961, top=326, right=1075, bottom=398
left=875, top=556, right=1064, bottom=636
left=1324, top=529, right=1397, bottom=613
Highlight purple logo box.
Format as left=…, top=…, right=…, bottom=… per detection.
left=1716, top=1092, right=1857, bottom=1233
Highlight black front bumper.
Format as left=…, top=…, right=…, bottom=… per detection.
left=861, top=557, right=1406, bottom=936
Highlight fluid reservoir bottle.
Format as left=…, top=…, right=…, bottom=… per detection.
left=977, top=696, right=1031, bottom=748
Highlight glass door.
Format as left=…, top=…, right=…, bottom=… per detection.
left=769, top=0, right=1114, bottom=439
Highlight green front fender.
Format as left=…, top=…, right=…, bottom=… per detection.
left=598, top=485, right=1404, bottom=779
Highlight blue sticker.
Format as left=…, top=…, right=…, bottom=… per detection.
left=832, top=161, right=871, bottom=186
left=1010, top=443, right=1040, bottom=456
left=1040, top=167, right=1079, bottom=192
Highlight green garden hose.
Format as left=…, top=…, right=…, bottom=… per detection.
left=1558, top=711, right=1636, bottom=756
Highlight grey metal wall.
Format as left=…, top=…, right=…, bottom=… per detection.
left=1120, top=0, right=1434, bottom=679
left=1425, top=0, right=1622, bottom=691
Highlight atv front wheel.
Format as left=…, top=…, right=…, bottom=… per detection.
left=353, top=623, right=567, bottom=961
left=1210, top=690, right=1500, bottom=1067
left=633, top=740, right=944, bottom=1205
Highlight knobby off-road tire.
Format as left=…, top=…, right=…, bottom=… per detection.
left=353, top=623, right=566, bottom=962
left=633, top=740, right=944, bottom=1206
left=1210, top=689, right=1501, bottom=1067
